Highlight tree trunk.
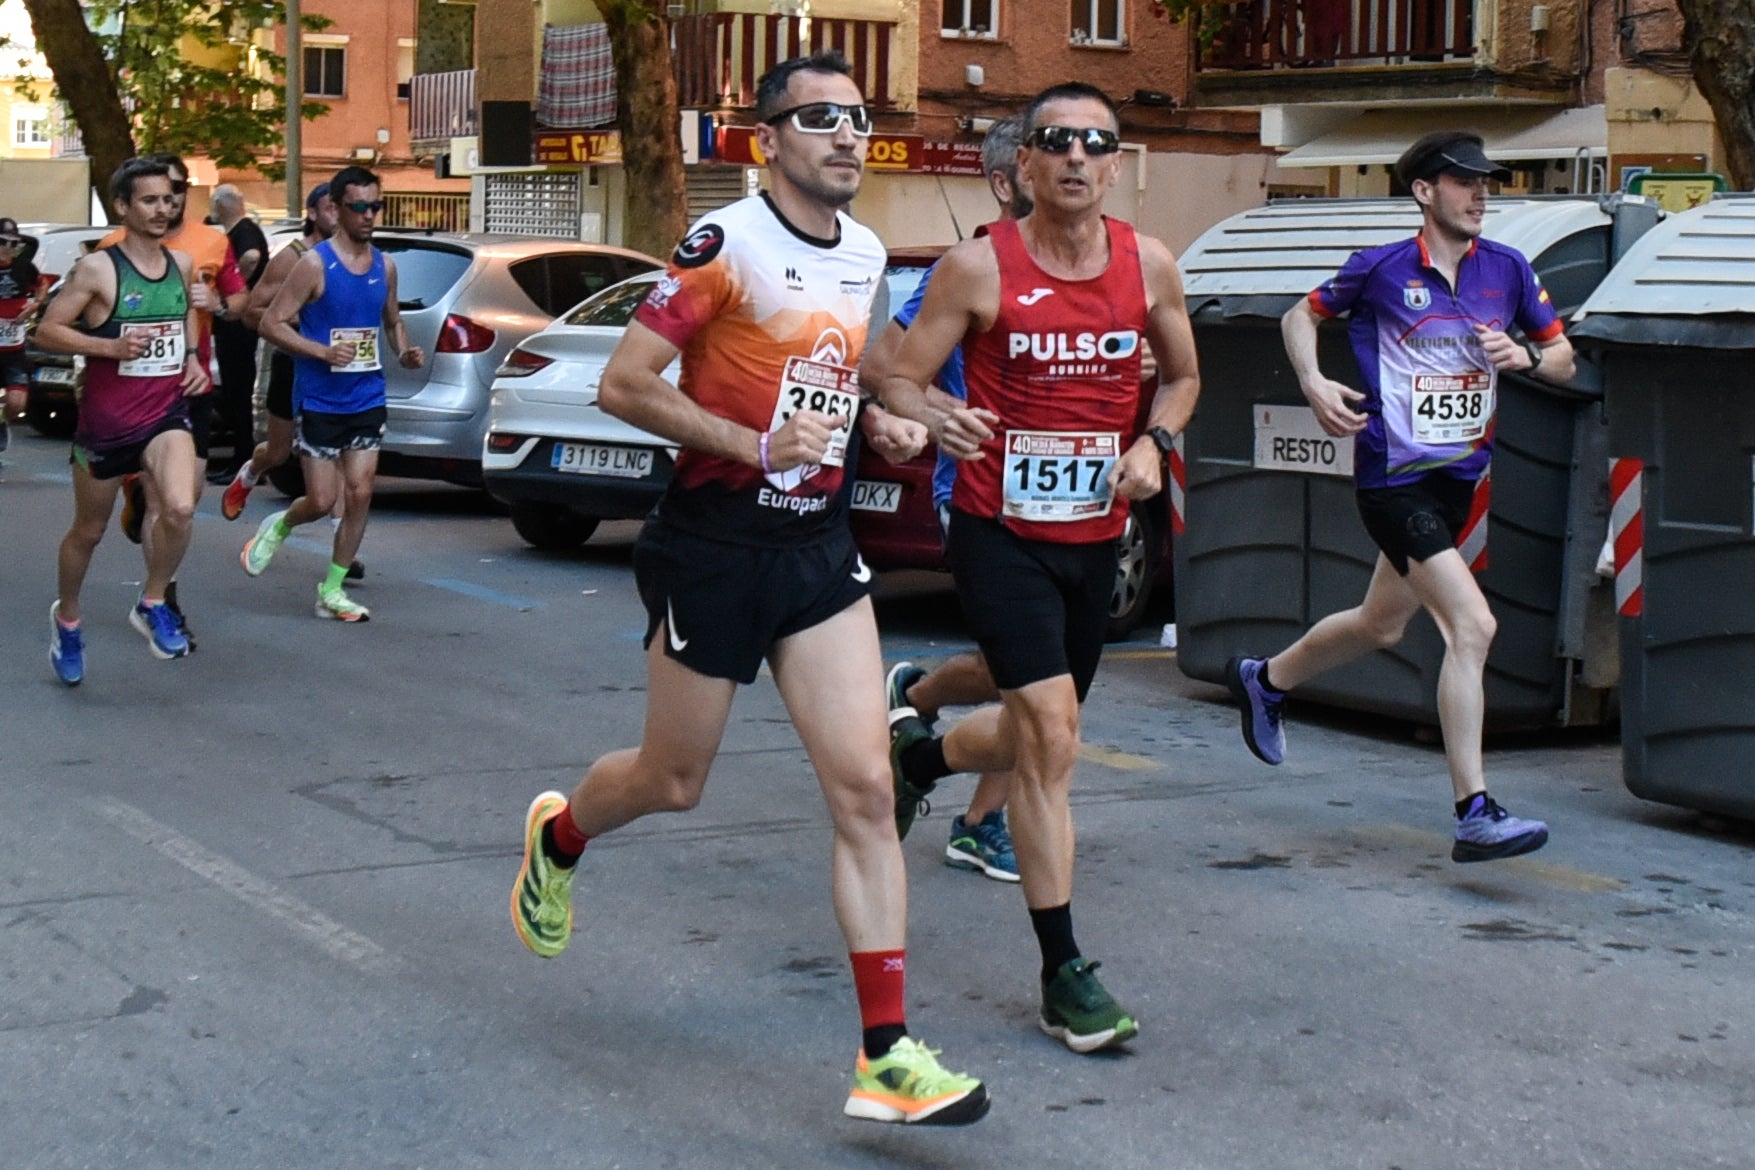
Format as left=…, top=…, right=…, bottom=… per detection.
left=599, top=1, right=689, bottom=259
left=1678, top=0, right=1755, bottom=189
left=20, top=0, right=136, bottom=222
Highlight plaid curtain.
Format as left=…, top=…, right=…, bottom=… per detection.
left=538, top=23, right=617, bottom=129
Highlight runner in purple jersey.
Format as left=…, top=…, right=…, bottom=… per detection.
left=1226, top=131, right=1575, bottom=864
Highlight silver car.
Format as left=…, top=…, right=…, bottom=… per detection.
left=275, top=231, right=660, bottom=492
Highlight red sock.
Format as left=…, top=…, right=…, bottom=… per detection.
left=850, top=949, right=907, bottom=1032
left=550, top=804, right=590, bottom=857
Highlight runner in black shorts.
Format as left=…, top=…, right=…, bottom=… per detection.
left=73, top=407, right=194, bottom=481
left=296, top=405, right=386, bottom=459
left=507, top=52, right=990, bottom=1127
left=220, top=183, right=338, bottom=522
left=1226, top=131, right=1576, bottom=864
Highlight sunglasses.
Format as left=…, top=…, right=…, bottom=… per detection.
left=343, top=200, right=387, bottom=214
left=1028, top=125, right=1122, bottom=155
left=0, top=237, right=23, bottom=248
left=168, top=179, right=190, bottom=194
left=763, top=102, right=873, bottom=138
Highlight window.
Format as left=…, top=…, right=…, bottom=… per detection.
left=13, top=108, right=48, bottom=146
left=942, top=0, right=997, bottom=38
left=372, top=240, right=472, bottom=311
left=563, top=276, right=661, bottom=328
left=511, top=254, right=660, bottom=318
left=396, top=38, right=416, bottom=101
left=304, top=46, right=346, bottom=98
left=1069, top=0, right=1124, bottom=45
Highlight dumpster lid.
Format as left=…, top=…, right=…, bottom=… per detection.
left=1181, top=197, right=1612, bottom=314
left=1571, top=196, right=1755, bottom=348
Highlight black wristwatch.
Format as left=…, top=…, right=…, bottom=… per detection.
left=1522, top=339, right=1544, bottom=372
left=1146, top=425, right=1176, bottom=456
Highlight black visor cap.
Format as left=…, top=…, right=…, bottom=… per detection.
left=1425, top=139, right=1513, bottom=183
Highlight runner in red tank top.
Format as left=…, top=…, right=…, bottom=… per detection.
left=878, top=82, right=1201, bottom=1055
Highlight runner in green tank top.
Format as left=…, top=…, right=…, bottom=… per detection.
left=34, top=158, right=208, bottom=683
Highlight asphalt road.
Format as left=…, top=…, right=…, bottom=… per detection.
left=2, top=428, right=1752, bottom=1170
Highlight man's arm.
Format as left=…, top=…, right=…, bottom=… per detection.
left=381, top=257, right=424, bottom=369
left=258, top=253, right=349, bottom=365
left=35, top=252, right=136, bottom=360
left=1109, top=238, right=1201, bottom=500
left=859, top=317, right=966, bottom=416
left=1282, top=298, right=1367, bottom=436
left=242, top=245, right=302, bottom=331
left=878, top=242, right=999, bottom=460
left=170, top=251, right=210, bottom=395
left=599, top=320, right=843, bottom=473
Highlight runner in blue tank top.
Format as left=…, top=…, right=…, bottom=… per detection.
left=241, top=166, right=425, bottom=621
left=1227, top=131, right=1576, bottom=864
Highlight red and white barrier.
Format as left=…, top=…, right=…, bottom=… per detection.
left=1168, top=431, right=1185, bottom=535
left=1456, top=468, right=1490, bottom=572
left=1609, top=457, right=1644, bottom=617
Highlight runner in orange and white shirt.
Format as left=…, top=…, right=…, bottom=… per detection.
left=507, top=51, right=991, bottom=1129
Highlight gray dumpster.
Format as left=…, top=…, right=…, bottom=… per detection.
left=1571, top=197, right=1755, bottom=818
left=1174, top=197, right=1629, bottom=729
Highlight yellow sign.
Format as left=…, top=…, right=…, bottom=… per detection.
left=1628, top=172, right=1727, bottom=214
left=534, top=130, right=623, bottom=167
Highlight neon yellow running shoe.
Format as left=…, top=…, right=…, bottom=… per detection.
left=241, top=510, right=289, bottom=577
left=843, top=1037, right=989, bottom=1126
left=315, top=584, right=370, bottom=622
left=511, top=791, right=575, bottom=957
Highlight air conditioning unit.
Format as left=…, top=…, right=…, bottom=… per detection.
left=350, top=147, right=376, bottom=161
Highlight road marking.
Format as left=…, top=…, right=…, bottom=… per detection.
left=97, top=798, right=391, bottom=970
left=1104, top=647, right=1177, bottom=661
left=1078, top=744, right=1163, bottom=771
left=422, top=577, right=542, bottom=610
left=1353, top=823, right=1626, bottom=892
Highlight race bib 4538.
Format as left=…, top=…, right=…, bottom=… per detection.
left=1411, top=371, right=1493, bottom=444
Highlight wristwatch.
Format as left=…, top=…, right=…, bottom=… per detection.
left=1522, top=339, right=1544, bottom=372
left=1147, top=425, right=1176, bottom=456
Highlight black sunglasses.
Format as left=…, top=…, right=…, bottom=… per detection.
left=168, top=179, right=190, bottom=195
left=343, top=200, right=387, bottom=214
left=762, top=101, right=873, bottom=138
left=0, top=237, right=23, bottom=248
left=1029, top=125, right=1122, bottom=155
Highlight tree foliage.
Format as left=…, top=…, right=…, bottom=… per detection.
left=1677, top=0, right=1755, bottom=189
left=14, top=0, right=327, bottom=216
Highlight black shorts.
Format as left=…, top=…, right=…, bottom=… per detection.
left=71, top=406, right=193, bottom=481
left=945, top=509, right=1112, bottom=700
left=634, top=519, right=874, bottom=685
left=1355, top=473, right=1476, bottom=576
left=2, top=357, right=27, bottom=389
left=297, top=405, right=387, bottom=460
left=266, top=350, right=294, bottom=421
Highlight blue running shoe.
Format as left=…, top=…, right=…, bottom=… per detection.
left=50, top=601, right=84, bottom=686
left=130, top=596, right=190, bottom=660
left=1453, top=794, right=1548, bottom=863
left=1226, top=655, right=1285, bottom=766
left=945, top=811, right=1020, bottom=883
left=885, top=661, right=928, bottom=724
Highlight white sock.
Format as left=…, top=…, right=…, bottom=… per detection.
left=240, top=462, right=261, bottom=486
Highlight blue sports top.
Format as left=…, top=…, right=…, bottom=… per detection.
left=1309, top=234, right=1563, bottom=489
left=892, top=257, right=966, bottom=509
left=295, top=240, right=389, bottom=414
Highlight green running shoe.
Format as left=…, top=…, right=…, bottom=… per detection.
left=241, top=510, right=290, bottom=577
left=511, top=790, right=575, bottom=957
left=843, top=1036, right=990, bottom=1126
left=315, top=584, right=370, bottom=622
left=1040, top=957, right=1139, bottom=1053
left=889, top=713, right=937, bottom=841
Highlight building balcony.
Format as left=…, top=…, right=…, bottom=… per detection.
left=672, top=12, right=896, bottom=111
left=1194, top=0, right=1575, bottom=106
left=410, top=68, right=477, bottom=148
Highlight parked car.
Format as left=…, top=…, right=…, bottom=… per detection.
left=265, top=230, right=660, bottom=496
left=483, top=255, right=1174, bottom=637
left=18, top=224, right=111, bottom=437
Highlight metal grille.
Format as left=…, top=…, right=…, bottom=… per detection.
left=383, top=192, right=468, bottom=232
left=685, top=166, right=748, bottom=224
left=483, top=172, right=582, bottom=238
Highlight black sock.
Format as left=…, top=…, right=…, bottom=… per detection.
left=1258, top=661, right=1282, bottom=694
left=1456, top=792, right=1486, bottom=820
left=900, top=736, right=952, bottom=789
left=1029, top=903, right=1080, bottom=983
left=540, top=819, right=581, bottom=868
left=863, top=1024, right=908, bottom=1060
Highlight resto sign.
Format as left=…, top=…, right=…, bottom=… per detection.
left=1253, top=404, right=1354, bottom=479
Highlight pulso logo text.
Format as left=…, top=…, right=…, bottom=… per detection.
left=1008, top=331, right=1139, bottom=362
